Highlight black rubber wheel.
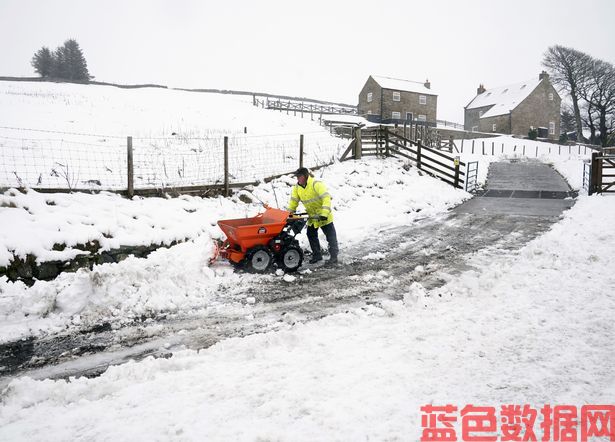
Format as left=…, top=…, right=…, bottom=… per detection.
left=245, top=246, right=273, bottom=273
left=278, top=245, right=303, bottom=272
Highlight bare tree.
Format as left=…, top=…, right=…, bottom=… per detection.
left=581, top=59, right=615, bottom=147
left=542, top=45, right=592, bottom=142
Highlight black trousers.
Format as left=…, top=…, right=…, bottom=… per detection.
left=306, top=222, right=339, bottom=259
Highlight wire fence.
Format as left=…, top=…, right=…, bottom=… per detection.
left=0, top=128, right=346, bottom=193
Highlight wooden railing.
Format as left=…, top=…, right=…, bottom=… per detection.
left=340, top=126, right=466, bottom=189
left=254, top=97, right=358, bottom=116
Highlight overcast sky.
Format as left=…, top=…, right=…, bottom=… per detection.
left=1, top=0, right=614, bottom=122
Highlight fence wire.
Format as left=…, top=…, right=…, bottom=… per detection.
left=0, top=136, right=126, bottom=190
left=0, top=130, right=346, bottom=192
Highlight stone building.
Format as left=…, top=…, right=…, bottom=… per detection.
left=464, top=71, right=561, bottom=139
left=358, top=75, right=437, bottom=125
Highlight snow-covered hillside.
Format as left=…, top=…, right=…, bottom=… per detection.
left=0, top=81, right=345, bottom=190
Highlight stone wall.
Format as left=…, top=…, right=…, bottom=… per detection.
left=358, top=76, right=382, bottom=118
left=479, top=114, right=510, bottom=134
left=0, top=240, right=183, bottom=286
left=464, top=105, right=494, bottom=132
left=511, top=80, right=561, bottom=139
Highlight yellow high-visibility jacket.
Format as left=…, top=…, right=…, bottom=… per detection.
left=287, top=176, right=333, bottom=228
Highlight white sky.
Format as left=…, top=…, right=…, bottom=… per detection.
left=1, top=0, right=614, bottom=122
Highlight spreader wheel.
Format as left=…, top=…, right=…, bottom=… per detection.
left=245, top=246, right=273, bottom=273
left=278, top=245, right=303, bottom=272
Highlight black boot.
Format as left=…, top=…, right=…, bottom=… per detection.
left=309, top=255, right=323, bottom=264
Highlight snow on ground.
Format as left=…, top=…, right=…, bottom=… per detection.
left=0, top=157, right=468, bottom=342
left=0, top=193, right=612, bottom=441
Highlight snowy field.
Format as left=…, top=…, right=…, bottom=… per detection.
left=1, top=80, right=613, bottom=441
left=0, top=81, right=345, bottom=189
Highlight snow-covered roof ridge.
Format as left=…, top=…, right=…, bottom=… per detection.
left=465, top=77, right=542, bottom=118
left=372, top=75, right=436, bottom=96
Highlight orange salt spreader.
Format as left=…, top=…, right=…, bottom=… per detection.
left=210, top=205, right=308, bottom=273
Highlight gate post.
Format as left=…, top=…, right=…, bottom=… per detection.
left=384, top=127, right=390, bottom=157
left=590, top=152, right=601, bottom=194
left=454, top=156, right=460, bottom=188
left=417, top=140, right=422, bottom=170
left=354, top=128, right=362, bottom=160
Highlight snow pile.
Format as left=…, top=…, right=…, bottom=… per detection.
left=1, top=194, right=613, bottom=441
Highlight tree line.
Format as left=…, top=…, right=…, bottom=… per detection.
left=31, top=39, right=90, bottom=82
left=543, top=45, right=615, bottom=147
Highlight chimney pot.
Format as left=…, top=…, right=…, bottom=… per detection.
left=539, top=70, right=549, bottom=81
left=424, top=79, right=431, bottom=89
left=477, top=84, right=486, bottom=95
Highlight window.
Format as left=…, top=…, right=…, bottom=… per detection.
left=548, top=93, right=554, bottom=101
left=393, top=91, right=401, bottom=101
left=502, top=89, right=508, bottom=94
left=492, top=123, right=497, bottom=132
left=472, top=126, right=478, bottom=132
left=549, top=121, right=555, bottom=135
left=367, top=92, right=373, bottom=103
left=419, top=95, right=427, bottom=105
left=406, top=112, right=413, bottom=121
left=479, top=110, right=483, bottom=117
left=392, top=111, right=401, bottom=119
left=520, top=84, right=527, bottom=89
left=418, top=114, right=427, bottom=121
left=367, top=110, right=372, bottom=115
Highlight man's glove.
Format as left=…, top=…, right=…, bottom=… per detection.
left=318, top=215, right=328, bottom=221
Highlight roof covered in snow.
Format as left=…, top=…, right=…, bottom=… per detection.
left=466, top=78, right=542, bottom=118
left=372, top=75, right=437, bottom=96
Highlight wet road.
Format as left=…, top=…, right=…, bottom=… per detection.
left=0, top=160, right=576, bottom=384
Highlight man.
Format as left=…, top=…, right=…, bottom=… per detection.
left=287, top=167, right=339, bottom=265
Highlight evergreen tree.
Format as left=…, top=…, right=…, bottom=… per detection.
left=31, top=39, right=90, bottom=81
left=62, top=39, right=90, bottom=81
left=31, top=46, right=53, bottom=77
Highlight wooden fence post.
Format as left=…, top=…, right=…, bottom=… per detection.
left=417, top=140, right=422, bottom=170
left=355, top=128, right=362, bottom=160
left=471, top=140, right=475, bottom=154
left=491, top=142, right=494, bottom=155
left=224, top=136, right=229, bottom=197
left=299, top=134, right=304, bottom=168
left=454, top=156, right=460, bottom=188
left=385, top=127, right=390, bottom=156
left=482, top=141, right=485, bottom=155
left=590, top=152, right=601, bottom=195
left=127, top=136, right=134, bottom=198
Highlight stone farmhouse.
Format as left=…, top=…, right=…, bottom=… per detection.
left=358, top=75, right=437, bottom=125
left=464, top=71, right=561, bottom=139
